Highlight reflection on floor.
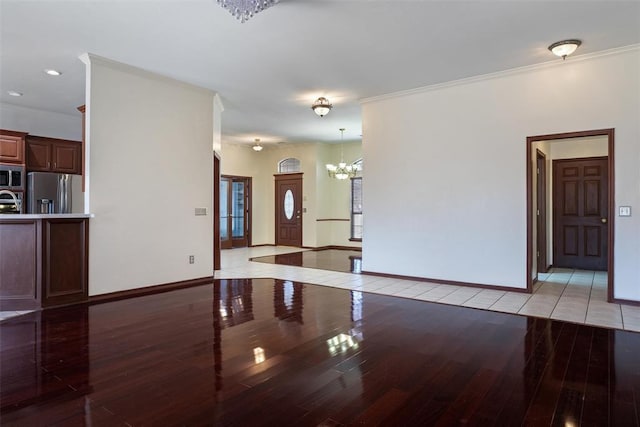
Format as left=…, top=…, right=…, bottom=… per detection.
left=251, top=249, right=362, bottom=273
left=2, top=278, right=639, bottom=425
left=218, top=247, right=640, bottom=332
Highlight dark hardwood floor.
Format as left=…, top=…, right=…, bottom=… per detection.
left=251, top=249, right=362, bottom=273
left=2, top=278, right=639, bottom=426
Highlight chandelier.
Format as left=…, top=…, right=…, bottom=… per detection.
left=216, top=0, right=278, bottom=23
left=326, top=128, right=359, bottom=180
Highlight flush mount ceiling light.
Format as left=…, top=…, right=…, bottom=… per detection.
left=252, top=138, right=263, bottom=152
left=7, top=91, right=23, bottom=97
left=216, top=0, right=278, bottom=23
left=548, top=39, right=582, bottom=60
left=312, top=97, right=332, bottom=117
left=44, top=69, right=62, bottom=76
left=326, top=128, right=360, bottom=180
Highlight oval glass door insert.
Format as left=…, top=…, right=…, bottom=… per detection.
left=284, top=189, right=294, bottom=220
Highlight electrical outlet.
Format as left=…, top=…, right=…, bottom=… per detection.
left=189, top=255, right=195, bottom=264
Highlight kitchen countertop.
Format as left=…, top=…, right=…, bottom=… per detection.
left=0, top=213, right=93, bottom=220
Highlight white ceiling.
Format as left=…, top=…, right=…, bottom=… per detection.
left=1, top=0, right=639, bottom=146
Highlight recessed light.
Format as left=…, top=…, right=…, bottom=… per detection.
left=7, top=91, right=23, bottom=97
left=44, top=69, right=62, bottom=76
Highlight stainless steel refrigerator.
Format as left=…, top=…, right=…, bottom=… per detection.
left=27, top=172, right=81, bottom=214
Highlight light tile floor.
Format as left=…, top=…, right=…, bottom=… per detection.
left=0, top=310, right=35, bottom=322
left=3, top=246, right=640, bottom=334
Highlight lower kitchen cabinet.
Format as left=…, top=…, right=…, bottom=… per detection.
left=41, top=218, right=89, bottom=307
left=0, top=220, right=40, bottom=310
left=0, top=217, right=89, bottom=310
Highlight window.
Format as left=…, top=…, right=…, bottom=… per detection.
left=351, top=177, right=363, bottom=240
left=278, top=158, right=301, bottom=173
left=352, top=158, right=363, bottom=177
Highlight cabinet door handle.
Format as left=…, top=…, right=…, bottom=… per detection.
left=54, top=162, right=57, bottom=169
left=47, top=162, right=51, bottom=168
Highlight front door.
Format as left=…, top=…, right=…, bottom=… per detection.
left=221, top=175, right=251, bottom=249
left=553, top=157, right=608, bottom=270
left=274, top=173, right=302, bottom=247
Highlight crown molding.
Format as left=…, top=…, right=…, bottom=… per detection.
left=79, top=52, right=217, bottom=96
left=360, top=44, right=640, bottom=104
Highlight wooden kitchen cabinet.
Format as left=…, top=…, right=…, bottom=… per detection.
left=0, top=217, right=89, bottom=310
left=0, top=129, right=27, bottom=165
left=0, top=220, right=40, bottom=310
left=41, top=218, right=89, bottom=307
left=26, top=136, right=81, bottom=174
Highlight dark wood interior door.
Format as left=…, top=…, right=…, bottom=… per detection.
left=275, top=173, right=303, bottom=247
left=553, top=157, right=608, bottom=271
left=220, top=176, right=251, bottom=249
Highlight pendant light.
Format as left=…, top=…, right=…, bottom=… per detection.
left=252, top=138, right=263, bottom=151
left=312, top=97, right=333, bottom=117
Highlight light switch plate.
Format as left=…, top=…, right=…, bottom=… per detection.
left=195, top=207, right=208, bottom=216
left=619, top=206, right=631, bottom=217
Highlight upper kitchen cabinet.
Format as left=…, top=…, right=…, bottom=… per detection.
left=0, top=129, right=27, bottom=165
left=26, top=136, right=82, bottom=174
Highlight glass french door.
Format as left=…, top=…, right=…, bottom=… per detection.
left=221, top=176, right=251, bottom=249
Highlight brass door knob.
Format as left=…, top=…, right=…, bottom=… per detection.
left=601, top=218, right=607, bottom=224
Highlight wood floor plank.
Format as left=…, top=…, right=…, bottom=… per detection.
left=1, top=278, right=639, bottom=426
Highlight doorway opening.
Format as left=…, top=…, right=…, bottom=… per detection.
left=526, top=129, right=614, bottom=301
left=535, top=150, right=547, bottom=273
left=214, top=153, right=220, bottom=269
left=221, top=175, right=252, bottom=249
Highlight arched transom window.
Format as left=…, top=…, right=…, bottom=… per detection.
left=278, top=158, right=301, bottom=173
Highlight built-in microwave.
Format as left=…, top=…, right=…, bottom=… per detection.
left=0, top=164, right=25, bottom=191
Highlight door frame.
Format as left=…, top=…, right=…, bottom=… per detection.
left=213, top=152, right=220, bottom=270
left=535, top=149, right=547, bottom=274
left=526, top=128, right=614, bottom=301
left=274, top=173, right=303, bottom=247
left=221, top=174, right=252, bottom=249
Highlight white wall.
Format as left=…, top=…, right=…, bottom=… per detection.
left=85, top=55, right=215, bottom=296
left=362, top=47, right=640, bottom=299
left=550, top=136, right=608, bottom=160
left=0, top=103, right=81, bottom=140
